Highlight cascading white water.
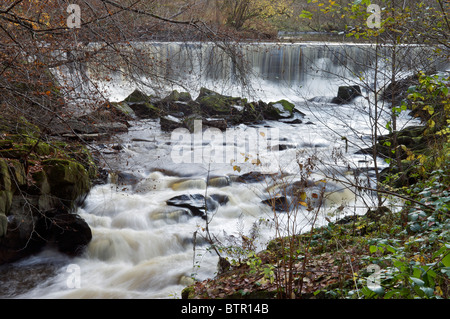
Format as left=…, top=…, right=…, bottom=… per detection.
left=3, top=41, right=445, bottom=299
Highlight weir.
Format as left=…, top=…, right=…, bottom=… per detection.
left=68, top=41, right=448, bottom=103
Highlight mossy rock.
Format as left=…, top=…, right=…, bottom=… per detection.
left=197, top=95, right=231, bottom=115
left=0, top=159, right=12, bottom=192
left=181, top=286, right=196, bottom=299
left=164, top=90, right=192, bottom=103
left=67, top=145, right=98, bottom=179
left=42, top=159, right=91, bottom=204
left=34, top=142, right=54, bottom=156
left=0, top=190, right=13, bottom=216
left=7, top=159, right=27, bottom=188
left=127, top=102, right=160, bottom=119
left=109, top=102, right=135, bottom=118
left=264, top=100, right=296, bottom=119
left=270, top=99, right=295, bottom=113
left=0, top=147, right=29, bottom=159
left=0, top=212, right=6, bottom=237
left=0, top=188, right=13, bottom=236
left=30, top=170, right=51, bottom=195
left=0, top=116, right=40, bottom=138
left=196, top=88, right=245, bottom=116
left=123, top=89, right=151, bottom=103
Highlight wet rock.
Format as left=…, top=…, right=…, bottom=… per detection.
left=232, top=171, right=276, bottom=184
left=365, top=206, right=391, bottom=221
left=42, top=159, right=91, bottom=208
left=267, top=99, right=295, bottom=119
left=156, top=90, right=200, bottom=116
left=335, top=215, right=359, bottom=225
left=196, top=88, right=245, bottom=117
left=381, top=74, right=418, bottom=103
left=36, top=209, right=92, bottom=255
left=160, top=115, right=184, bottom=131
left=210, top=193, right=229, bottom=206
left=261, top=196, right=289, bottom=212
left=331, top=85, right=362, bottom=104
left=281, top=118, right=303, bottom=125
left=150, top=208, right=193, bottom=222
left=202, top=118, right=228, bottom=130
left=127, top=102, right=160, bottom=119
left=123, top=89, right=151, bottom=103
left=121, top=89, right=161, bottom=119
left=166, top=193, right=229, bottom=219
left=166, top=194, right=209, bottom=219
left=207, top=176, right=231, bottom=188
left=0, top=119, right=96, bottom=264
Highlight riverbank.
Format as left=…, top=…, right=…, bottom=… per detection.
left=182, top=72, right=450, bottom=299
left=0, top=116, right=98, bottom=264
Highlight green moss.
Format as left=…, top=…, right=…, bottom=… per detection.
left=0, top=159, right=12, bottom=192
left=42, top=158, right=91, bottom=203
left=0, top=190, right=13, bottom=216
left=0, top=116, right=40, bottom=138
left=8, top=159, right=27, bottom=187
left=0, top=147, right=29, bottom=159
left=111, top=102, right=135, bottom=117
left=35, top=142, right=54, bottom=156
left=274, top=99, right=295, bottom=113
left=266, top=99, right=295, bottom=119
left=181, top=286, right=196, bottom=299
left=164, top=90, right=192, bottom=102
left=67, top=145, right=98, bottom=179
left=124, top=89, right=150, bottom=103
left=197, top=95, right=230, bottom=114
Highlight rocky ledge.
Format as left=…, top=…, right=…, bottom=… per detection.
left=0, top=116, right=98, bottom=264
left=111, top=87, right=305, bottom=131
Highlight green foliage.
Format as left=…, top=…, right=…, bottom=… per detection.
left=246, top=252, right=276, bottom=284
left=407, top=72, right=450, bottom=138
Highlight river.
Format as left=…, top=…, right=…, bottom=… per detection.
left=1, top=41, right=446, bottom=299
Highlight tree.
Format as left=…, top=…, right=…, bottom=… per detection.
left=220, top=0, right=293, bottom=31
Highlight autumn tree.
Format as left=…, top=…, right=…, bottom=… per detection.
left=219, top=0, right=293, bottom=31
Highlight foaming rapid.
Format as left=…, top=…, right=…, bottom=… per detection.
left=9, top=96, right=419, bottom=299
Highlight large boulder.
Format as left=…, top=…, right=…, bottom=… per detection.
left=195, top=87, right=246, bottom=117
left=156, top=90, right=200, bottom=116
left=166, top=193, right=229, bottom=219
left=36, top=209, right=92, bottom=255
left=266, top=99, right=296, bottom=119
left=122, top=89, right=160, bottom=119
left=42, top=159, right=91, bottom=207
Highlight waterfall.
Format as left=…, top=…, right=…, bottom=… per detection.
left=75, top=41, right=449, bottom=103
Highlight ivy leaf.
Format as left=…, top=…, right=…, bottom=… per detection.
left=442, top=253, right=450, bottom=267
left=410, top=277, right=425, bottom=287
left=299, top=10, right=313, bottom=19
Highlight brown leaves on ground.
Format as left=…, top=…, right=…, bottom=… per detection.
left=186, top=241, right=365, bottom=299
